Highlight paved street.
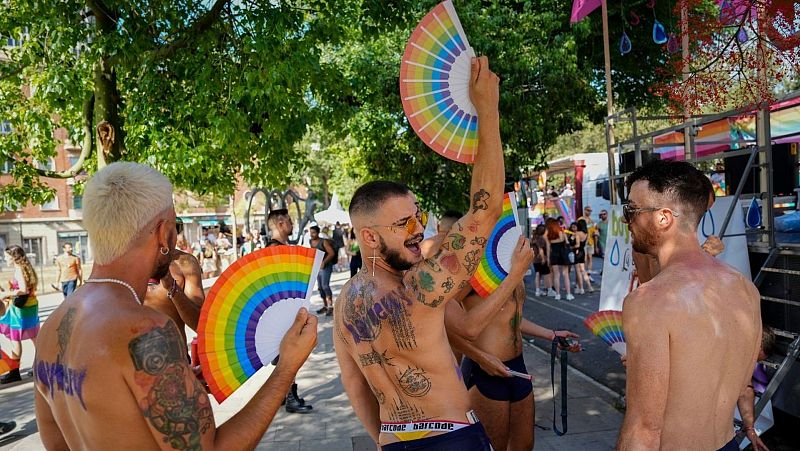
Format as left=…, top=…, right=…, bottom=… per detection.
left=1, top=268, right=625, bottom=450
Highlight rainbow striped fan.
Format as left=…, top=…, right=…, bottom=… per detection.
left=198, top=245, right=324, bottom=402
left=470, top=193, right=522, bottom=297
left=400, top=0, right=478, bottom=164
left=583, top=310, right=626, bottom=356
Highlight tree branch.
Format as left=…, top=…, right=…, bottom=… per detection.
left=34, top=93, right=94, bottom=179
left=151, top=0, right=231, bottom=61
left=85, top=0, right=120, bottom=30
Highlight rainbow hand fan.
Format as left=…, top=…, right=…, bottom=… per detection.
left=198, top=245, right=323, bottom=403
left=470, top=193, right=523, bottom=297
left=583, top=310, right=626, bottom=356
left=400, top=0, right=478, bottom=164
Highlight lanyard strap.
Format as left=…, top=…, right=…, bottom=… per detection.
left=551, top=338, right=568, bottom=436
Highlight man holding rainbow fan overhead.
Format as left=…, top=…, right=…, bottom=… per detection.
left=334, top=8, right=508, bottom=441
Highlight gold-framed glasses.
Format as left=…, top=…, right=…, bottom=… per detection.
left=369, top=211, right=429, bottom=235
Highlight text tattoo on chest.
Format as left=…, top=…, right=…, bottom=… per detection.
left=343, top=280, right=418, bottom=351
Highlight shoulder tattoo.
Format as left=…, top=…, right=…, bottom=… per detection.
left=129, top=322, right=212, bottom=450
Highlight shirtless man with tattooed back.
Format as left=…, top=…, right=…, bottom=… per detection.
left=334, top=56, right=503, bottom=450
left=34, top=163, right=317, bottom=451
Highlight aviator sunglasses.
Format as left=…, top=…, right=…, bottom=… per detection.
left=370, top=211, right=429, bottom=235
left=622, top=204, right=680, bottom=224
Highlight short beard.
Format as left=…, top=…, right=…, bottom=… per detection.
left=631, top=223, right=660, bottom=255
left=152, top=250, right=172, bottom=280
left=378, top=235, right=414, bottom=271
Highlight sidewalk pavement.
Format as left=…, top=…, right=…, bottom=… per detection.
left=1, top=270, right=623, bottom=450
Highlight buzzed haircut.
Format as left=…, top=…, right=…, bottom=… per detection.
left=349, top=181, right=411, bottom=219
left=267, top=208, right=290, bottom=229
left=83, top=162, right=173, bottom=264
left=625, top=159, right=713, bottom=228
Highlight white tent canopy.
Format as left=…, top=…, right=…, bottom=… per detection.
left=314, top=193, right=351, bottom=225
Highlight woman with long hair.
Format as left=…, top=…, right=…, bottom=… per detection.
left=545, top=218, right=573, bottom=301
left=0, top=245, right=40, bottom=383
left=572, top=220, right=594, bottom=294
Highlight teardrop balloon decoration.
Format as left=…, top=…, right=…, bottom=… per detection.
left=620, top=31, right=632, bottom=55
left=653, top=20, right=668, bottom=44
left=746, top=197, right=762, bottom=228
left=610, top=239, right=621, bottom=266
left=737, top=28, right=748, bottom=43
left=667, top=33, right=680, bottom=53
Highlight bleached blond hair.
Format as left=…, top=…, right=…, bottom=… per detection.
left=83, top=162, right=174, bottom=264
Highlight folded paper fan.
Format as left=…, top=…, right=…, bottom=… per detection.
left=470, top=193, right=522, bottom=297
left=400, top=0, right=478, bottom=164
left=583, top=310, right=626, bottom=355
left=198, top=245, right=324, bottom=402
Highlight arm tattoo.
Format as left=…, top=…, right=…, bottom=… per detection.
left=472, top=189, right=490, bottom=213
left=441, top=277, right=454, bottom=294
left=129, top=323, right=212, bottom=450
left=418, top=271, right=435, bottom=292
left=470, top=236, right=487, bottom=246
left=449, top=233, right=466, bottom=250
left=416, top=291, right=445, bottom=308
left=464, top=249, right=482, bottom=274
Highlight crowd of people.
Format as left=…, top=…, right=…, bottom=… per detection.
left=0, top=55, right=769, bottom=451
left=530, top=206, right=609, bottom=300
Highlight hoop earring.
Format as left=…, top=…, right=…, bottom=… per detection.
left=160, top=247, right=170, bottom=256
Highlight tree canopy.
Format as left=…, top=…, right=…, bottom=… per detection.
left=0, top=0, right=355, bottom=208
left=5, top=0, right=793, bottom=213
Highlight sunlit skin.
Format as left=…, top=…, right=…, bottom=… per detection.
left=616, top=180, right=762, bottom=451
left=334, top=56, right=504, bottom=447
left=34, top=207, right=318, bottom=451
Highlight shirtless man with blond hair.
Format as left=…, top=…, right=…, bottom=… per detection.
left=334, top=56, right=502, bottom=450
left=34, top=162, right=317, bottom=450
left=617, top=160, right=761, bottom=451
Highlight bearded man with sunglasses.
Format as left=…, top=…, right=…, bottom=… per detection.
left=143, top=216, right=206, bottom=344
left=334, top=56, right=503, bottom=450
left=616, top=160, right=761, bottom=451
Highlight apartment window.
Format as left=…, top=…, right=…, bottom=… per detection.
left=1, top=159, right=13, bottom=174
left=0, top=120, right=10, bottom=135
left=72, top=194, right=82, bottom=210
left=22, top=237, right=42, bottom=266
left=35, top=158, right=56, bottom=172
left=40, top=195, right=59, bottom=211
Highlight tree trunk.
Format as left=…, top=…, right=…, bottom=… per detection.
left=91, top=1, right=126, bottom=168
left=93, top=57, right=125, bottom=168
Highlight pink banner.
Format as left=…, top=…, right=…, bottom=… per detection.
left=571, top=0, right=603, bottom=23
